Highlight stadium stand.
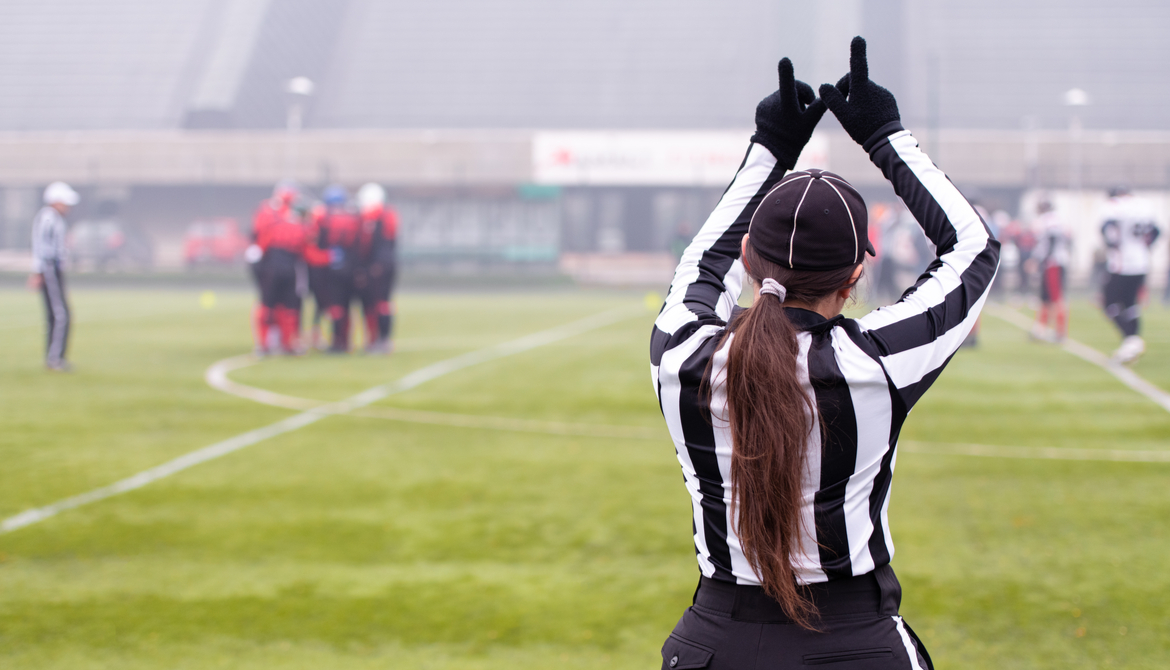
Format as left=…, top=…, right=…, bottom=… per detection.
left=0, top=0, right=1167, bottom=279
left=1, top=0, right=1167, bottom=132
left=0, top=0, right=214, bottom=131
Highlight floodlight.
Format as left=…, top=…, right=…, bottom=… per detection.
left=1063, top=88, right=1089, bottom=106
left=286, top=77, right=315, bottom=97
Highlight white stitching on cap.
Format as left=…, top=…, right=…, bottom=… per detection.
left=789, top=178, right=816, bottom=267
left=819, top=174, right=854, bottom=188
left=748, top=174, right=812, bottom=234
left=821, top=178, right=859, bottom=263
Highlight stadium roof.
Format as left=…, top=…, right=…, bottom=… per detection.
left=0, top=0, right=216, bottom=131
left=0, top=0, right=1167, bottom=132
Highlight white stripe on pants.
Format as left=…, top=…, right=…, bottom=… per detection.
left=893, top=616, right=925, bottom=670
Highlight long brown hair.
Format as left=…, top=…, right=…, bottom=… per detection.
left=721, top=243, right=860, bottom=627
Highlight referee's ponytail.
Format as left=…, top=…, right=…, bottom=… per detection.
left=720, top=243, right=861, bottom=627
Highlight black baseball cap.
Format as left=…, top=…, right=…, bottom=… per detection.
left=748, top=169, right=875, bottom=271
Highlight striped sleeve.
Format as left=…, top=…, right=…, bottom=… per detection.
left=650, top=142, right=786, bottom=376
left=649, top=141, right=786, bottom=583
left=855, top=127, right=1000, bottom=408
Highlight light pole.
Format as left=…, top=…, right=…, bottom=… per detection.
left=285, top=76, right=315, bottom=180
left=927, top=51, right=941, bottom=164
left=1063, top=87, right=1089, bottom=192
left=1021, top=114, right=1039, bottom=189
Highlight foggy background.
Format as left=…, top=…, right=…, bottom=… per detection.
left=0, top=0, right=1167, bottom=285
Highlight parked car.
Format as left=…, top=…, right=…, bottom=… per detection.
left=68, top=219, right=154, bottom=271
left=183, top=218, right=249, bottom=267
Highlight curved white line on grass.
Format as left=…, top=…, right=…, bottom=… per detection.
left=205, top=355, right=322, bottom=411
left=0, top=305, right=643, bottom=534
left=206, top=355, right=665, bottom=440
left=903, top=441, right=1170, bottom=463
left=989, top=305, right=1170, bottom=414
left=202, top=317, right=1170, bottom=462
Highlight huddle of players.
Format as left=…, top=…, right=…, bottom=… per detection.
left=1029, top=187, right=1160, bottom=364
left=248, top=181, right=398, bottom=356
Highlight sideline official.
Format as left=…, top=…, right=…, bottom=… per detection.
left=652, top=39, right=998, bottom=669
left=29, top=182, right=80, bottom=372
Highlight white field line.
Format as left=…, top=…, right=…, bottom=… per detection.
left=0, top=320, right=44, bottom=331
left=209, top=345, right=1170, bottom=462
left=3, top=296, right=329, bottom=333
left=354, top=406, right=664, bottom=440
left=0, top=304, right=223, bottom=331
left=988, top=305, right=1170, bottom=414
left=207, top=310, right=1170, bottom=459
left=902, top=441, right=1170, bottom=463
left=205, top=355, right=321, bottom=411
left=0, top=305, right=642, bottom=534
left=206, top=354, right=665, bottom=440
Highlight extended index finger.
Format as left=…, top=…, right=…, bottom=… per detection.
left=777, top=57, right=797, bottom=112
left=849, top=36, right=868, bottom=82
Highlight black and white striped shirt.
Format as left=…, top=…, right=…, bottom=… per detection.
left=31, top=206, right=68, bottom=273
left=650, top=128, right=1000, bottom=586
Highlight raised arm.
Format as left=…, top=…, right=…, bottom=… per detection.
left=821, top=37, right=1000, bottom=407
left=651, top=58, right=825, bottom=366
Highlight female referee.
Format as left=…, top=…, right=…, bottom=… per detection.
left=651, top=37, right=999, bottom=670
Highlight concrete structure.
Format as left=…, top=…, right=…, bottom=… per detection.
left=1, top=128, right=1166, bottom=190
left=2, top=127, right=1169, bottom=270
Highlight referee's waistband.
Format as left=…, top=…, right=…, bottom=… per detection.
left=693, top=564, right=902, bottom=623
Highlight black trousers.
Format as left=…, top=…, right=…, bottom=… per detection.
left=320, top=266, right=354, bottom=311
left=307, top=265, right=327, bottom=321
left=357, top=257, right=397, bottom=307
left=259, top=251, right=301, bottom=309
left=1103, top=273, right=1145, bottom=338
left=355, top=256, right=397, bottom=341
left=320, top=266, right=356, bottom=351
left=40, top=261, right=70, bottom=365
left=662, top=566, right=932, bottom=670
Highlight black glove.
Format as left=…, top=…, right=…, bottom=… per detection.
left=750, top=58, right=826, bottom=170
left=819, top=37, right=902, bottom=148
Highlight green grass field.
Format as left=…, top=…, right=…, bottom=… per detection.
left=1, top=285, right=1169, bottom=669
